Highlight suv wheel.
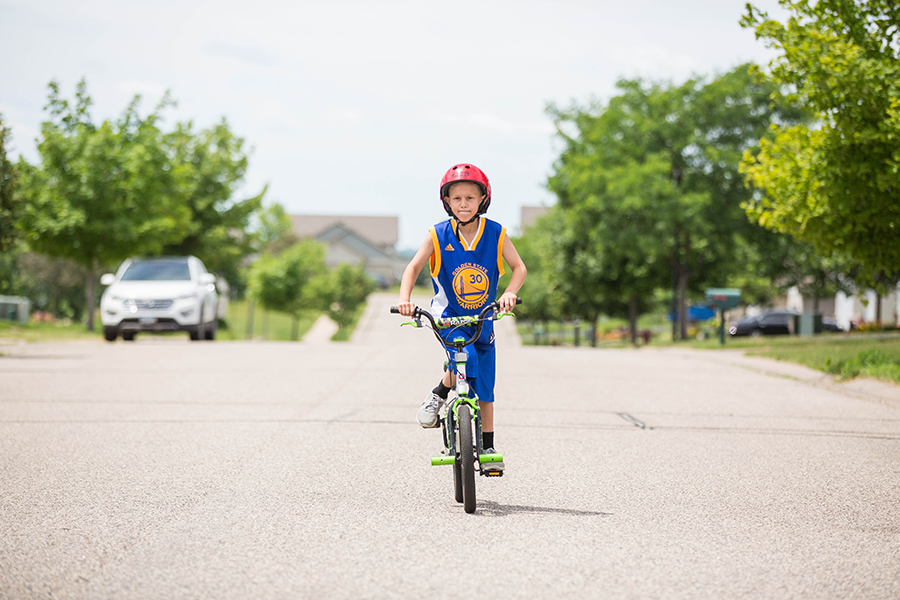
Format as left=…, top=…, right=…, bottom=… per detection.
left=103, top=327, right=118, bottom=342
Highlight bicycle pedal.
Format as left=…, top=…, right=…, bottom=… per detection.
left=483, top=470, right=503, bottom=477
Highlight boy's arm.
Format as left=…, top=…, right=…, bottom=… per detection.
left=397, top=234, right=434, bottom=317
left=499, top=235, right=527, bottom=313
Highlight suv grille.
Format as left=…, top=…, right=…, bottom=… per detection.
left=123, top=299, right=174, bottom=310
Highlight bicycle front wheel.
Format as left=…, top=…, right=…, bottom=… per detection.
left=457, top=403, right=476, bottom=513
left=449, top=417, right=463, bottom=504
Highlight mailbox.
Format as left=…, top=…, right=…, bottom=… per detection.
left=705, top=288, right=741, bottom=345
left=705, top=288, right=741, bottom=311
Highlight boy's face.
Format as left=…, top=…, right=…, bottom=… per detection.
left=444, top=182, right=484, bottom=222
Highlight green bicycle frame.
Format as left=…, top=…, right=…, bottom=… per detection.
left=399, top=323, right=507, bottom=471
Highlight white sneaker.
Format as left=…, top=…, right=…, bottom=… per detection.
left=416, top=393, right=444, bottom=428
left=481, top=448, right=505, bottom=472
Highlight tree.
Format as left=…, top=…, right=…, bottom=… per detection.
left=18, top=80, right=191, bottom=330
left=740, top=1, right=900, bottom=289
left=547, top=65, right=805, bottom=339
left=547, top=158, right=669, bottom=345
left=254, top=202, right=300, bottom=257
left=0, top=113, right=22, bottom=254
left=14, top=254, right=89, bottom=320
left=247, top=240, right=329, bottom=340
left=504, top=213, right=561, bottom=330
left=324, top=263, right=375, bottom=335
left=162, top=120, right=266, bottom=285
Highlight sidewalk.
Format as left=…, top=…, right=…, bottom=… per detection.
left=301, top=314, right=338, bottom=344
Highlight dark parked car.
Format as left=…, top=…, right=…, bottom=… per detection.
left=822, top=317, right=844, bottom=332
left=729, top=310, right=799, bottom=337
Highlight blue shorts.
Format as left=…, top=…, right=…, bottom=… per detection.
left=441, top=326, right=496, bottom=403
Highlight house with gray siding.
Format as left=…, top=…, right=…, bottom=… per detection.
left=290, top=215, right=402, bottom=286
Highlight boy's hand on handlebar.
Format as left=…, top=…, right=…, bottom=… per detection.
left=498, top=292, right=519, bottom=313
left=396, top=301, right=417, bottom=317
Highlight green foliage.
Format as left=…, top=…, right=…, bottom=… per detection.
left=254, top=202, right=297, bottom=253
left=0, top=114, right=22, bottom=254
left=14, top=79, right=269, bottom=327
left=546, top=65, right=804, bottom=339
left=19, top=80, right=191, bottom=268
left=324, top=262, right=375, bottom=332
left=504, top=213, right=561, bottom=324
left=161, top=120, right=265, bottom=285
left=13, top=254, right=89, bottom=320
left=248, top=240, right=329, bottom=340
left=740, top=1, right=900, bottom=289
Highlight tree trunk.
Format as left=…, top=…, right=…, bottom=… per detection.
left=671, top=265, right=678, bottom=342
left=876, top=294, right=883, bottom=327
left=246, top=299, right=255, bottom=340
left=85, top=260, right=97, bottom=331
left=628, top=295, right=638, bottom=346
left=573, top=320, right=580, bottom=347
left=589, top=318, right=597, bottom=347
left=677, top=265, right=689, bottom=340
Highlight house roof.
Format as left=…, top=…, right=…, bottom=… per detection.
left=316, top=223, right=394, bottom=261
left=290, top=214, right=398, bottom=248
left=521, top=206, right=549, bottom=230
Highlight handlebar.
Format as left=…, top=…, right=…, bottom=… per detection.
left=390, top=298, right=522, bottom=349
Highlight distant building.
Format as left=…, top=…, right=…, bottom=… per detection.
left=521, top=206, right=550, bottom=231
left=290, top=215, right=402, bottom=286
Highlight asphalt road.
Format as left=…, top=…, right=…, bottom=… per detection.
left=2, top=293, right=899, bottom=599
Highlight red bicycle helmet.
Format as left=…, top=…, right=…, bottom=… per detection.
left=439, top=163, right=491, bottom=221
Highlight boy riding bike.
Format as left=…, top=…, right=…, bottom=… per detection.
left=396, top=163, right=527, bottom=473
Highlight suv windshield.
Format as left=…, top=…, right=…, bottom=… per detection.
left=121, top=260, right=191, bottom=281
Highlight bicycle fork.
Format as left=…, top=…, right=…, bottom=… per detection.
left=431, top=348, right=503, bottom=476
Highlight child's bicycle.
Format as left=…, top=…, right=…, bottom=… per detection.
left=390, top=298, right=521, bottom=514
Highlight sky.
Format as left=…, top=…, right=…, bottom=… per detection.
left=1, top=0, right=787, bottom=251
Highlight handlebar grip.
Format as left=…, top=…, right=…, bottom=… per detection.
left=390, top=306, right=400, bottom=314
left=516, top=298, right=523, bottom=305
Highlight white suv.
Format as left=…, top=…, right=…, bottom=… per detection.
left=100, top=256, right=219, bottom=342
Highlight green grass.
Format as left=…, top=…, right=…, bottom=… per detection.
left=744, top=335, right=900, bottom=383
left=0, top=301, right=322, bottom=344
left=0, top=298, right=372, bottom=345
left=0, top=318, right=99, bottom=344
left=516, top=316, right=900, bottom=384
left=330, top=302, right=368, bottom=342
left=218, top=300, right=319, bottom=341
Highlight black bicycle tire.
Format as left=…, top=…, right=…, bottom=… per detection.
left=449, top=417, right=463, bottom=503
left=458, top=403, right=476, bottom=513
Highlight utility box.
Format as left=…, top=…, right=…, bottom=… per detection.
left=0, top=296, right=31, bottom=323
left=797, top=313, right=823, bottom=336
left=705, top=289, right=741, bottom=310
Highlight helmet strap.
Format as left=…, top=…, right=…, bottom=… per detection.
left=454, top=214, right=480, bottom=228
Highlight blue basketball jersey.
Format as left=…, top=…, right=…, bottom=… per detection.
left=428, top=217, right=506, bottom=335
left=428, top=217, right=507, bottom=403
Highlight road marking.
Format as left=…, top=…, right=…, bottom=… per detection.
left=618, top=413, right=649, bottom=429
